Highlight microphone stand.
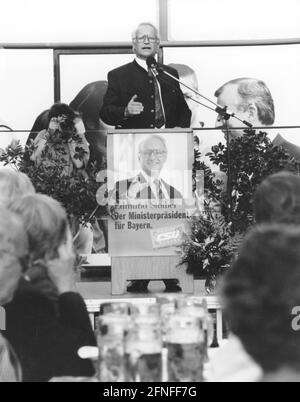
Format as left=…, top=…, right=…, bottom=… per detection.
left=154, top=66, right=253, bottom=129
left=223, top=114, right=234, bottom=233
left=150, top=64, right=249, bottom=232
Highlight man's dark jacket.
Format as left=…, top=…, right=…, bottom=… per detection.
left=100, top=60, right=191, bottom=129
left=114, top=173, right=183, bottom=203
left=3, top=279, right=96, bottom=382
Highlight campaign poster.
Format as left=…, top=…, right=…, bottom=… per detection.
left=107, top=129, right=194, bottom=257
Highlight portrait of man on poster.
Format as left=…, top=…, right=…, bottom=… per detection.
left=113, top=134, right=183, bottom=204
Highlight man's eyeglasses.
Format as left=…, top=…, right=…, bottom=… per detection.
left=141, top=150, right=166, bottom=158
left=135, top=35, right=158, bottom=43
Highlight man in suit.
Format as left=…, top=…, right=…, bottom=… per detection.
left=214, top=77, right=300, bottom=160
left=101, top=22, right=190, bottom=294
left=214, top=77, right=275, bottom=141
left=100, top=22, right=191, bottom=129
left=115, top=134, right=182, bottom=202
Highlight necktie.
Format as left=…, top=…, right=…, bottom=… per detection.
left=154, top=179, right=164, bottom=200
left=148, top=68, right=165, bottom=128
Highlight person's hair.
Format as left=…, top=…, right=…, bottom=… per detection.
left=254, top=172, right=300, bottom=224
left=215, top=78, right=275, bottom=125
left=48, top=102, right=81, bottom=133
left=132, top=22, right=160, bottom=41
left=0, top=207, right=29, bottom=304
left=138, top=135, right=167, bottom=154
left=223, top=224, right=300, bottom=373
left=10, top=194, right=68, bottom=262
left=0, top=170, right=35, bottom=209
left=168, top=64, right=198, bottom=90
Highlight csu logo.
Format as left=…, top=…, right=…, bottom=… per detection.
left=151, top=224, right=186, bottom=250
left=0, top=306, right=5, bottom=331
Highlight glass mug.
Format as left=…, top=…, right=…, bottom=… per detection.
left=125, top=315, right=163, bottom=382
left=166, top=314, right=205, bottom=382
left=97, top=314, right=130, bottom=382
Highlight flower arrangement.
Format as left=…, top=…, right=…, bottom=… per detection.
left=180, top=212, right=243, bottom=293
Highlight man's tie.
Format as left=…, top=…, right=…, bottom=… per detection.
left=148, top=68, right=165, bottom=128
left=154, top=179, right=164, bottom=200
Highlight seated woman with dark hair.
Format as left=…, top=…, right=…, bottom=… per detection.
left=31, top=103, right=90, bottom=176
left=30, top=103, right=94, bottom=253
left=223, top=224, right=300, bottom=382
left=0, top=207, right=29, bottom=382
left=5, top=194, right=96, bottom=382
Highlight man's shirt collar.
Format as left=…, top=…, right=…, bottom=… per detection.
left=135, top=57, right=152, bottom=72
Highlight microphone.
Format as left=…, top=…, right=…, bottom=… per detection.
left=146, top=57, right=160, bottom=77
left=215, top=106, right=252, bottom=128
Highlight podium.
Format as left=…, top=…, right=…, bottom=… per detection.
left=111, top=256, right=193, bottom=295
left=107, top=129, right=195, bottom=295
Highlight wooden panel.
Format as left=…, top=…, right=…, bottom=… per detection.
left=111, top=256, right=194, bottom=295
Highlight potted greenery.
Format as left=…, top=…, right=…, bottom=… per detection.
left=0, top=138, right=107, bottom=243
left=208, top=129, right=299, bottom=231
left=181, top=212, right=243, bottom=294
left=181, top=130, right=300, bottom=292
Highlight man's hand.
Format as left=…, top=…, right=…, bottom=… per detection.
left=125, top=95, right=144, bottom=117
left=47, top=240, right=77, bottom=295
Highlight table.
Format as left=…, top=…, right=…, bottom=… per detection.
left=78, top=280, right=223, bottom=343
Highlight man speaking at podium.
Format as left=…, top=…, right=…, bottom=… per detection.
left=100, top=22, right=191, bottom=130
left=101, top=22, right=191, bottom=293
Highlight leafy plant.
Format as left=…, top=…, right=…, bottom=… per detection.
left=0, top=139, right=107, bottom=226
left=207, top=129, right=300, bottom=231
left=182, top=130, right=300, bottom=288
left=193, top=148, right=225, bottom=212
left=180, top=213, right=243, bottom=293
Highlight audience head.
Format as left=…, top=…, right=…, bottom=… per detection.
left=0, top=207, right=28, bottom=304
left=215, top=78, right=275, bottom=140
left=254, top=172, right=300, bottom=225
left=168, top=64, right=198, bottom=93
left=10, top=194, right=70, bottom=264
left=132, top=22, right=160, bottom=60
left=223, top=224, right=300, bottom=376
left=0, top=169, right=35, bottom=209
left=48, top=102, right=76, bottom=123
